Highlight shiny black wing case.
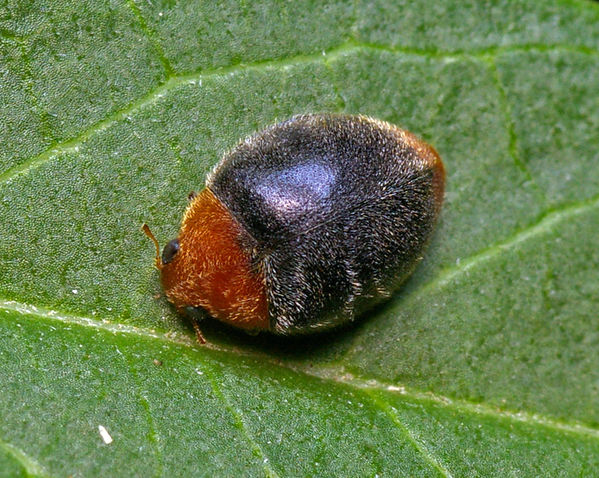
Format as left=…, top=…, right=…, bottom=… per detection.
left=208, top=114, right=440, bottom=334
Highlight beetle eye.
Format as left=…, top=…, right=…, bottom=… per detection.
left=162, top=238, right=180, bottom=265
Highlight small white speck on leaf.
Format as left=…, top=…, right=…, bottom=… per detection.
left=98, top=425, right=113, bottom=444
left=387, top=385, right=406, bottom=393
left=72, top=289, right=78, bottom=294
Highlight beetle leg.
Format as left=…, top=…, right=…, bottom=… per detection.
left=192, top=320, right=206, bottom=344
left=184, top=305, right=207, bottom=344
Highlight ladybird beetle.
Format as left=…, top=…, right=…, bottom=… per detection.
left=144, top=114, right=445, bottom=342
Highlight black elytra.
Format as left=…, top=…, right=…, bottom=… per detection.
left=207, top=114, right=445, bottom=334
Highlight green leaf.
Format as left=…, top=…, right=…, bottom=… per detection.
left=1, top=0, right=598, bottom=475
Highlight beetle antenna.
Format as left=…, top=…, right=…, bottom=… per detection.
left=142, top=224, right=162, bottom=270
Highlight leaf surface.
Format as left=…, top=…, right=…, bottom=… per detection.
left=1, top=0, right=598, bottom=476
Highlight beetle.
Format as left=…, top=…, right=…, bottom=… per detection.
left=144, top=114, right=445, bottom=342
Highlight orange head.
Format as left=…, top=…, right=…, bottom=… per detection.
left=143, top=189, right=269, bottom=332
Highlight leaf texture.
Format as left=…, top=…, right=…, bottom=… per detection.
left=0, top=0, right=598, bottom=476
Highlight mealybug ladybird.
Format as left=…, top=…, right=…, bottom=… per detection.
left=144, top=114, right=445, bottom=342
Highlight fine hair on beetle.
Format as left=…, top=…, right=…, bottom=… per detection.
left=144, top=113, right=445, bottom=343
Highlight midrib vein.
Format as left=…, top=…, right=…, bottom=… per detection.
left=2, top=296, right=599, bottom=443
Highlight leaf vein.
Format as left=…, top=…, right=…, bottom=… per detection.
left=127, top=0, right=174, bottom=77
left=364, top=390, right=453, bottom=478
left=401, top=190, right=599, bottom=305
left=336, top=368, right=599, bottom=441
left=199, top=361, right=281, bottom=478
left=0, top=436, right=53, bottom=478
left=123, top=352, right=164, bottom=477
left=2, top=299, right=599, bottom=441
left=487, top=56, right=546, bottom=203
left=1, top=41, right=596, bottom=185
left=353, top=39, right=599, bottom=59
